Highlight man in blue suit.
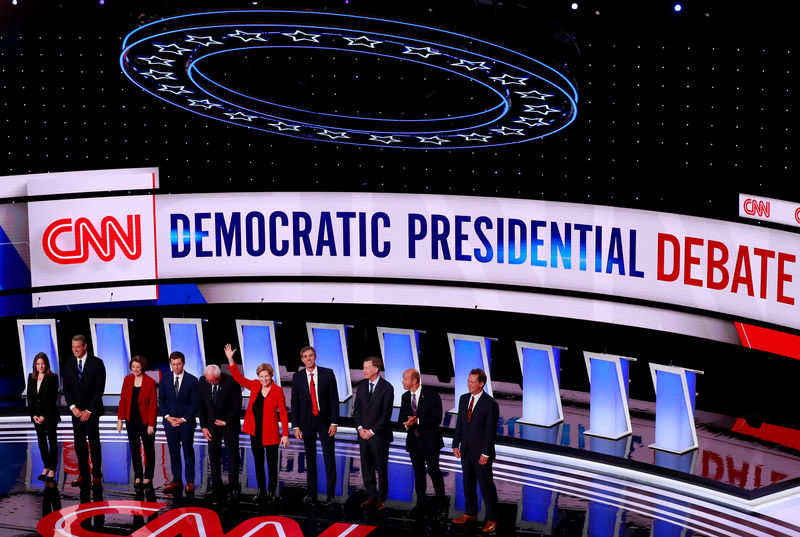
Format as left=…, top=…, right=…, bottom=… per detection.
left=291, top=346, right=339, bottom=506
left=451, top=368, right=500, bottom=534
left=158, top=351, right=198, bottom=494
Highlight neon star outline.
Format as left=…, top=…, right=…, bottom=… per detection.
left=489, top=73, right=528, bottom=86
left=283, top=30, right=321, bottom=42
left=450, top=59, right=490, bottom=71
left=455, top=133, right=491, bottom=142
left=369, top=135, right=401, bottom=144
left=513, top=116, right=549, bottom=127
left=157, top=84, right=193, bottom=95
left=515, top=89, right=554, bottom=100
left=187, top=99, right=223, bottom=110
left=342, top=35, right=383, bottom=48
left=490, top=126, right=525, bottom=136
left=136, top=55, right=175, bottom=67
left=228, top=30, right=268, bottom=42
left=185, top=34, right=224, bottom=47
left=523, top=104, right=561, bottom=115
left=417, top=135, right=449, bottom=145
left=268, top=121, right=302, bottom=131
left=224, top=111, right=258, bottom=121
left=153, top=43, right=192, bottom=55
left=141, top=69, right=177, bottom=81
left=403, top=46, right=441, bottom=58
left=317, top=129, right=350, bottom=139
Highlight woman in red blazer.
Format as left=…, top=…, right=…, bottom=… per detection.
left=225, top=343, right=289, bottom=503
left=116, top=355, right=158, bottom=490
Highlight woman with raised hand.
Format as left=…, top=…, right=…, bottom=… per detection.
left=117, top=355, right=158, bottom=491
left=225, top=343, right=289, bottom=503
left=27, top=352, right=60, bottom=482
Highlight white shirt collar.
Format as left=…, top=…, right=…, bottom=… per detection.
left=77, top=353, right=87, bottom=362
left=410, top=385, right=422, bottom=398
left=174, top=371, right=184, bottom=381
left=306, top=366, right=318, bottom=378
left=469, top=390, right=483, bottom=405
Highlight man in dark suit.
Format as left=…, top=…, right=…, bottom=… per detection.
left=62, top=334, right=106, bottom=487
left=452, top=368, right=500, bottom=534
left=353, top=356, right=394, bottom=511
left=291, top=346, right=339, bottom=506
left=198, top=364, right=242, bottom=498
left=158, top=351, right=199, bottom=494
left=399, top=368, right=446, bottom=520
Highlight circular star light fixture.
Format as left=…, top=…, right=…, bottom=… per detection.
left=121, top=10, right=578, bottom=149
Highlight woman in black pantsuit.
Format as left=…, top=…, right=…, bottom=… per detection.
left=27, top=352, right=60, bottom=482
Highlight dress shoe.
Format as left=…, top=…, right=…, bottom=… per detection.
left=482, top=520, right=498, bottom=534
left=134, top=480, right=143, bottom=490
left=360, top=497, right=378, bottom=509
left=302, top=493, right=316, bottom=505
left=163, top=481, right=183, bottom=493
left=452, top=514, right=478, bottom=525
left=91, top=477, right=102, bottom=487
left=185, top=482, right=195, bottom=493
left=322, top=496, right=336, bottom=508
left=38, top=472, right=48, bottom=482
left=45, top=475, right=56, bottom=483
left=376, top=500, right=386, bottom=511
left=71, top=476, right=88, bottom=487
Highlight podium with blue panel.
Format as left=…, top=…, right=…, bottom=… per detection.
left=648, top=363, right=703, bottom=454
left=583, top=352, right=636, bottom=439
left=162, top=318, right=206, bottom=378
left=306, top=322, right=352, bottom=402
left=447, top=333, right=493, bottom=413
left=89, top=318, right=132, bottom=395
left=235, top=319, right=282, bottom=386
left=17, top=319, right=59, bottom=396
left=377, top=327, right=421, bottom=407
left=515, top=342, right=565, bottom=427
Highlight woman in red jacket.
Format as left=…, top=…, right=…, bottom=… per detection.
left=116, top=355, right=158, bottom=490
left=225, top=343, right=289, bottom=503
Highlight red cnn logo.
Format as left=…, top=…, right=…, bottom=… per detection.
left=42, top=215, right=142, bottom=264
left=743, top=198, right=771, bottom=218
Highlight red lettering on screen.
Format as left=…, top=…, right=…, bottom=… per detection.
left=743, top=198, right=771, bottom=218
left=42, top=215, right=142, bottom=264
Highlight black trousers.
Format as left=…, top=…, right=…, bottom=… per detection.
left=461, top=451, right=498, bottom=520
left=126, top=421, right=156, bottom=480
left=250, top=437, right=279, bottom=494
left=34, top=420, right=58, bottom=470
left=302, top=414, right=336, bottom=497
left=207, top=424, right=240, bottom=487
left=409, top=445, right=445, bottom=505
left=72, top=413, right=102, bottom=479
left=359, top=436, right=389, bottom=501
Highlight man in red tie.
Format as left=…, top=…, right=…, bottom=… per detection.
left=451, top=368, right=500, bottom=534
left=291, top=346, right=339, bottom=507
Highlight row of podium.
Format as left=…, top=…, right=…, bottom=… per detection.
left=17, top=317, right=702, bottom=455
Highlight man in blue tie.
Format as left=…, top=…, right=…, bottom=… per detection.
left=159, top=351, right=198, bottom=494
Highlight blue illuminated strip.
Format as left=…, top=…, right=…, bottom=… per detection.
left=120, top=10, right=578, bottom=149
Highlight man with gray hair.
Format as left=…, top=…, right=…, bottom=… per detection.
left=199, top=363, right=242, bottom=499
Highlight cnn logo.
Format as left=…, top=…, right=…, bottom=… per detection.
left=742, top=198, right=771, bottom=218
left=42, top=215, right=142, bottom=264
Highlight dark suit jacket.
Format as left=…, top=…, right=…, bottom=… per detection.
left=291, top=366, right=339, bottom=431
left=353, top=376, right=394, bottom=443
left=159, top=372, right=199, bottom=426
left=61, top=354, right=105, bottom=415
left=398, top=386, right=444, bottom=453
left=452, top=391, right=499, bottom=458
left=27, top=373, right=61, bottom=424
left=198, top=373, right=242, bottom=432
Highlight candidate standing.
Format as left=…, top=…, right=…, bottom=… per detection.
left=398, top=368, right=447, bottom=519
left=27, top=352, right=60, bottom=482
left=225, top=344, right=290, bottom=503
left=451, top=368, right=500, bottom=534
left=198, top=363, right=242, bottom=498
left=61, top=335, right=105, bottom=487
left=353, top=356, right=394, bottom=511
left=116, top=355, right=157, bottom=490
left=291, top=346, right=339, bottom=506
left=158, top=351, right=199, bottom=494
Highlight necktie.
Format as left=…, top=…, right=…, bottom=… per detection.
left=310, top=373, right=319, bottom=416
left=77, top=359, right=83, bottom=382
left=369, top=382, right=374, bottom=395
left=212, top=384, right=218, bottom=402
left=467, top=395, right=475, bottom=423
left=412, top=392, right=419, bottom=437
left=174, top=375, right=180, bottom=396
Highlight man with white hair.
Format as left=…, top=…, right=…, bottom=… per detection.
left=198, top=363, right=242, bottom=499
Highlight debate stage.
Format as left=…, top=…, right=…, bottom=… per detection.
left=2, top=393, right=800, bottom=537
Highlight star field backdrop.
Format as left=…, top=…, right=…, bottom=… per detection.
left=0, top=0, right=797, bottom=427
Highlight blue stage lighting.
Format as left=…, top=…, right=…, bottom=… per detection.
left=674, top=3, right=682, bottom=12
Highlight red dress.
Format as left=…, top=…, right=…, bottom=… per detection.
left=227, top=364, right=289, bottom=445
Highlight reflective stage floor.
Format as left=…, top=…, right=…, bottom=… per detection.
left=2, top=415, right=800, bottom=537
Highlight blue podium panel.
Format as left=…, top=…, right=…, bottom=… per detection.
left=649, top=364, right=703, bottom=454
left=583, top=352, right=636, bottom=440
left=387, top=458, right=415, bottom=502
left=447, top=333, right=493, bottom=413
left=17, top=319, right=59, bottom=396
left=516, top=342, right=564, bottom=426
left=162, top=318, right=206, bottom=378
left=521, top=486, right=558, bottom=530
left=236, top=320, right=281, bottom=387
left=89, top=318, right=131, bottom=395
left=585, top=500, right=625, bottom=537
left=377, top=327, right=421, bottom=407
left=307, top=323, right=352, bottom=402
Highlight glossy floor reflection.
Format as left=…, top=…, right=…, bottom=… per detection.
left=2, top=422, right=798, bottom=537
